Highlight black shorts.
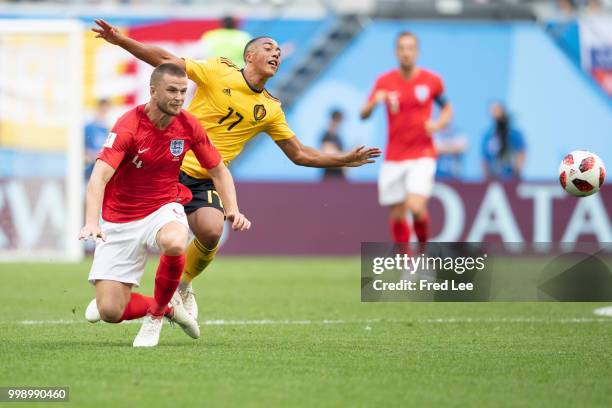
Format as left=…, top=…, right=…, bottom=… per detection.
left=179, top=171, right=225, bottom=215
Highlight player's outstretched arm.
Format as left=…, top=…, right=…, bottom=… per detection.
left=276, top=136, right=381, bottom=168
left=92, top=19, right=185, bottom=69
left=79, top=160, right=115, bottom=242
left=360, top=90, right=387, bottom=120
left=207, top=163, right=251, bottom=232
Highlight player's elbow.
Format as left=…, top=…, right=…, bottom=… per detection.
left=206, top=162, right=229, bottom=181
left=161, top=56, right=184, bottom=69
left=151, top=53, right=184, bottom=69
left=443, top=103, right=454, bottom=120
left=289, top=151, right=311, bottom=167
left=86, top=174, right=107, bottom=194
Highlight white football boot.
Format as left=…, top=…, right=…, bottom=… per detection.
left=133, top=314, right=164, bottom=347
left=167, top=292, right=200, bottom=339
left=177, top=282, right=198, bottom=319
left=85, top=298, right=101, bottom=323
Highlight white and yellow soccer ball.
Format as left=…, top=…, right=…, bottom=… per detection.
left=559, top=150, right=606, bottom=197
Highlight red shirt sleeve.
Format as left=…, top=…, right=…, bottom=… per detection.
left=97, top=126, right=132, bottom=170
left=191, top=122, right=221, bottom=170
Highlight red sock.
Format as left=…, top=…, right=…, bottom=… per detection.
left=150, top=254, right=185, bottom=316
left=413, top=213, right=430, bottom=243
left=119, top=293, right=171, bottom=322
left=391, top=219, right=410, bottom=243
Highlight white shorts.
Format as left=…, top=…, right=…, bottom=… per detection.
left=88, top=202, right=189, bottom=287
left=378, top=158, right=436, bottom=206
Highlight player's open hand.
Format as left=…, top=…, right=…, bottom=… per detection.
left=342, top=145, right=382, bottom=167
left=92, top=19, right=123, bottom=45
left=79, top=223, right=107, bottom=242
left=226, top=212, right=251, bottom=232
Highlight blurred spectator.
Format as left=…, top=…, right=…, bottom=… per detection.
left=201, top=16, right=251, bottom=68
left=84, top=99, right=110, bottom=180
left=586, top=0, right=604, bottom=13
left=320, top=109, right=346, bottom=181
left=434, top=124, right=468, bottom=179
left=556, top=0, right=578, bottom=17
left=481, top=102, right=526, bottom=181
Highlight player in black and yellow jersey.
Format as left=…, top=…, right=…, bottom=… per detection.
left=93, top=19, right=381, bottom=318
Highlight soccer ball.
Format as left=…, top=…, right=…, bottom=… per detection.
left=558, top=150, right=606, bottom=197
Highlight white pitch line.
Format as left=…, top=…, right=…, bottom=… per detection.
left=593, top=307, right=612, bottom=317
left=8, top=317, right=612, bottom=326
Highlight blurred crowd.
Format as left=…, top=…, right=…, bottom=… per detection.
left=555, top=0, right=609, bottom=15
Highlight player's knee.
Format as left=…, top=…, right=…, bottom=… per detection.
left=158, top=227, right=188, bottom=255
left=405, top=196, right=425, bottom=216
left=97, top=301, right=124, bottom=323
left=195, top=224, right=223, bottom=249
left=160, top=238, right=187, bottom=256
left=408, top=203, right=427, bottom=219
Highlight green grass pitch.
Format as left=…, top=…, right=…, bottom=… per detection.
left=0, top=257, right=611, bottom=407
